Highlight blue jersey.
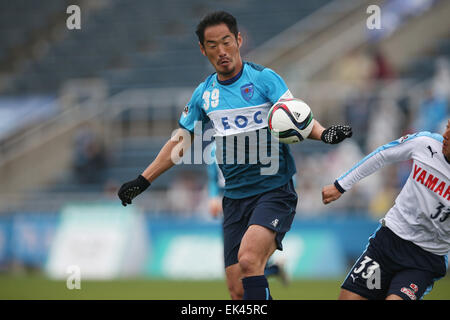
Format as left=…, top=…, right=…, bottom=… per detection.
left=179, top=61, right=296, bottom=199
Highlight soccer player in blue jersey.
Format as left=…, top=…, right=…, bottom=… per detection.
left=207, top=142, right=290, bottom=287
left=118, top=11, right=352, bottom=300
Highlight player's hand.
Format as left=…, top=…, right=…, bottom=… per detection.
left=321, top=125, right=352, bottom=144
left=208, top=197, right=223, bottom=218
left=117, top=175, right=150, bottom=206
left=322, top=184, right=343, bottom=205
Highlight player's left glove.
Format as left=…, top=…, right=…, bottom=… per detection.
left=117, top=175, right=150, bottom=206
left=321, top=125, right=352, bottom=144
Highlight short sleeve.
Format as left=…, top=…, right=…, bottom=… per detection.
left=257, top=68, right=293, bottom=104
left=179, top=83, right=209, bottom=134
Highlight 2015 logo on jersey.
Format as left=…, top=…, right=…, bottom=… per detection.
left=400, top=134, right=410, bottom=143
left=182, top=105, right=189, bottom=116
left=240, top=83, right=254, bottom=101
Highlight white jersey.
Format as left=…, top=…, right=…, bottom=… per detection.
left=336, top=132, right=450, bottom=256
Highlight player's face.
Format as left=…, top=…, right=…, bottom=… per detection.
left=199, top=23, right=243, bottom=81
left=443, top=120, right=450, bottom=159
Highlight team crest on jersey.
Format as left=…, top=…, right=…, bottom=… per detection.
left=240, top=83, right=254, bottom=101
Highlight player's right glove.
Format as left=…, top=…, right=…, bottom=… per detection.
left=321, top=125, right=353, bottom=144
left=117, top=175, right=150, bottom=206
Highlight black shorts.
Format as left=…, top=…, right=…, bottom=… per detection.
left=342, top=225, right=447, bottom=300
left=222, top=179, right=298, bottom=268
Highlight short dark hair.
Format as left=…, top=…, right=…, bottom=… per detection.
left=196, top=11, right=239, bottom=46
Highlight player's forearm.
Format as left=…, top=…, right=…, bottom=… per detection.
left=308, top=119, right=325, bottom=140
left=336, top=137, right=414, bottom=191
left=141, top=129, right=193, bottom=182
left=141, top=143, right=176, bottom=183
left=336, top=152, right=385, bottom=192
left=118, top=129, right=193, bottom=206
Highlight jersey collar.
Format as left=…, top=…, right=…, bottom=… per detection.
left=217, top=64, right=244, bottom=86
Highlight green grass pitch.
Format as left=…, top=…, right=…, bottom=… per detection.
left=0, top=274, right=449, bottom=300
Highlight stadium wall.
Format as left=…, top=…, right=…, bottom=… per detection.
left=0, top=205, right=382, bottom=279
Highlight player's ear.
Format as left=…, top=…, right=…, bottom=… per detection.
left=237, top=32, right=242, bottom=49
left=199, top=42, right=206, bottom=56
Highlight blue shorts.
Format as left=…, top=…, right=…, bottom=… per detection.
left=221, top=179, right=298, bottom=268
left=342, top=225, right=447, bottom=300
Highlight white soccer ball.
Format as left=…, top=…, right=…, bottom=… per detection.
left=268, top=98, right=314, bottom=144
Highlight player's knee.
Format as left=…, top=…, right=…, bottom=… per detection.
left=238, top=252, right=263, bottom=276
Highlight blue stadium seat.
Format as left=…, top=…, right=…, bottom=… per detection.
left=1, top=0, right=333, bottom=94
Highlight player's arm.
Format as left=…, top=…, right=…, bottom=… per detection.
left=322, top=134, right=418, bottom=205
left=206, top=144, right=223, bottom=217
left=207, top=163, right=223, bottom=217
left=142, top=129, right=194, bottom=181
left=308, top=119, right=353, bottom=144
left=118, top=128, right=194, bottom=206
left=118, top=82, right=207, bottom=207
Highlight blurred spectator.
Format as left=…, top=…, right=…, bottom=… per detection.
left=343, top=90, right=372, bottom=150
left=167, top=171, right=204, bottom=217
left=431, top=57, right=450, bottom=100
left=366, top=97, right=402, bottom=153
left=72, top=124, right=106, bottom=184
left=330, top=49, right=373, bottom=90
left=411, top=57, right=449, bottom=133
left=412, top=88, right=448, bottom=133
left=369, top=47, right=396, bottom=80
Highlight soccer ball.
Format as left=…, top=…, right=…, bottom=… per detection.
left=267, top=98, right=314, bottom=144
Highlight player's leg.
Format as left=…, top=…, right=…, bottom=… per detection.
left=385, top=294, right=403, bottom=300
left=222, top=195, right=253, bottom=300
left=222, top=179, right=297, bottom=300
left=238, top=179, right=297, bottom=300
left=339, top=227, right=393, bottom=300
left=223, top=225, right=275, bottom=300
left=223, top=229, right=277, bottom=300
left=339, top=251, right=389, bottom=300
left=225, top=263, right=244, bottom=300
left=380, top=226, right=447, bottom=300
left=263, top=262, right=279, bottom=277
left=239, top=225, right=277, bottom=275
left=238, top=224, right=277, bottom=300
left=265, top=255, right=290, bottom=286
left=386, top=269, right=443, bottom=300
left=338, top=288, right=368, bottom=300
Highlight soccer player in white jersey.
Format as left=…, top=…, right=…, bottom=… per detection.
left=322, top=120, right=450, bottom=300
left=118, top=11, right=352, bottom=300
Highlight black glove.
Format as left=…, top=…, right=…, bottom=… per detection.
left=118, top=175, right=150, bottom=206
left=321, top=125, right=353, bottom=144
